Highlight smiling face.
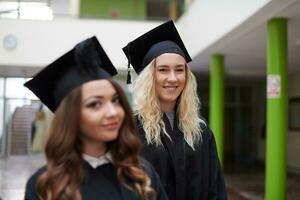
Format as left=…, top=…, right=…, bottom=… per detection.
left=79, top=79, right=125, bottom=153
left=154, top=53, right=187, bottom=111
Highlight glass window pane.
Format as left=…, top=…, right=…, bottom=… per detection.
left=24, top=78, right=38, bottom=100
left=5, top=78, right=26, bottom=98
left=0, top=78, right=4, bottom=156
left=0, top=78, right=4, bottom=98
left=0, top=98, right=4, bottom=156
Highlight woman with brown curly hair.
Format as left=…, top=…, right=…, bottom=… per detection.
left=24, top=36, right=167, bottom=200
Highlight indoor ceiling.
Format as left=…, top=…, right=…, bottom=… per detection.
left=190, top=0, right=300, bottom=79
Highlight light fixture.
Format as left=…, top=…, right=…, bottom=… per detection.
left=3, top=34, right=18, bottom=51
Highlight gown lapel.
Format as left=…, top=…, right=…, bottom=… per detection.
left=161, top=113, right=176, bottom=167
left=163, top=113, right=186, bottom=200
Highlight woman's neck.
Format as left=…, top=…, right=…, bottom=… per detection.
left=83, top=141, right=107, bottom=157
left=160, top=101, right=176, bottom=112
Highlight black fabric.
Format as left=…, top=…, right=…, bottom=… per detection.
left=24, top=159, right=168, bottom=200
left=142, top=40, right=186, bottom=68
left=135, top=114, right=227, bottom=200
left=24, top=36, right=117, bottom=112
left=122, top=20, right=192, bottom=74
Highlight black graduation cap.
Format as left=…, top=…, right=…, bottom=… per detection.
left=122, top=20, right=192, bottom=76
left=24, top=36, right=117, bottom=112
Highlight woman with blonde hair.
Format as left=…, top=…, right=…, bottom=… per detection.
left=24, top=36, right=167, bottom=200
left=123, top=21, right=227, bottom=200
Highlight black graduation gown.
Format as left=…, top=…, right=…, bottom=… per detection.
left=24, top=159, right=167, bottom=200
left=136, top=114, right=227, bottom=200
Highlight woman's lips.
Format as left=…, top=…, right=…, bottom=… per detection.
left=163, top=86, right=178, bottom=92
left=101, top=122, right=119, bottom=130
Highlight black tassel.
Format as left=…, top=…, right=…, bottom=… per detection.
left=126, top=42, right=132, bottom=85
left=126, top=69, right=131, bottom=84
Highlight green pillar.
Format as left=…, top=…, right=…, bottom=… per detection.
left=265, top=18, right=287, bottom=200
left=80, top=0, right=146, bottom=19
left=209, top=54, right=224, bottom=166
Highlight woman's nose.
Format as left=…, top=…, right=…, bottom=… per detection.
left=105, top=102, right=118, bottom=118
left=167, top=70, right=177, bottom=81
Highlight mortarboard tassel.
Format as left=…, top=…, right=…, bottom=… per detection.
left=126, top=67, right=131, bottom=84
left=126, top=42, right=132, bottom=85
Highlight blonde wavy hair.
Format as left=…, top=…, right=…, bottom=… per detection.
left=132, top=60, right=203, bottom=150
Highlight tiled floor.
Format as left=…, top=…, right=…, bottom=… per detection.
left=1, top=155, right=300, bottom=200
left=225, top=164, right=300, bottom=200
left=0, top=154, right=45, bottom=200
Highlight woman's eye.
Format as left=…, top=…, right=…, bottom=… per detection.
left=158, top=68, right=167, bottom=72
left=176, top=68, right=184, bottom=72
left=112, top=97, right=121, bottom=104
left=87, top=102, right=101, bottom=108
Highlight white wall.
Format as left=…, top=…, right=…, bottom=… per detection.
left=178, top=0, right=271, bottom=57
left=0, top=18, right=161, bottom=69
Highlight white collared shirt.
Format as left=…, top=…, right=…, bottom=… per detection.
left=83, top=152, right=113, bottom=168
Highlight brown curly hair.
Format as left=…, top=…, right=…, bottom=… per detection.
left=36, top=79, right=154, bottom=200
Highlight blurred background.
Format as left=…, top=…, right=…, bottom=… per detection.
left=1, top=0, right=300, bottom=199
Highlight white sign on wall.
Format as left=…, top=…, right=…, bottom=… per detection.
left=267, top=75, right=281, bottom=98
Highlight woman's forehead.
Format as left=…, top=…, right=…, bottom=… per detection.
left=155, top=53, right=186, bottom=66
left=81, top=80, right=116, bottom=99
